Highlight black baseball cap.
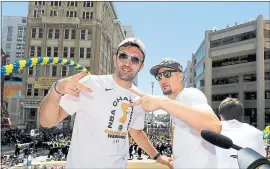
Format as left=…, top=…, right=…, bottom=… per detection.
left=150, top=58, right=183, bottom=76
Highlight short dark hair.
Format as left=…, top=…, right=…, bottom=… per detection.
left=218, top=97, right=243, bottom=122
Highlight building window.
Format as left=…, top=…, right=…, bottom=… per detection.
left=67, top=1, right=77, bottom=7
left=30, top=46, right=35, bottom=57
left=61, top=66, right=67, bottom=76
left=17, top=26, right=24, bottom=41
left=6, top=43, right=11, bottom=49
left=71, top=29, right=76, bottom=39
left=51, top=1, right=61, bottom=6
left=83, top=1, right=93, bottom=7
left=28, top=67, right=33, bottom=76
left=43, top=89, right=48, bottom=96
left=266, top=72, right=270, bottom=80
left=90, top=12, right=93, bottom=19
left=212, top=54, right=256, bottom=68
left=50, top=10, right=58, bottom=17
left=66, top=11, right=77, bottom=17
left=244, top=92, right=257, bottom=100
left=212, top=76, right=239, bottom=85
left=80, top=48, right=84, bottom=58
left=38, top=28, right=43, bottom=38
left=83, top=12, right=91, bottom=20
left=37, top=46, right=41, bottom=56
left=81, top=30, right=86, bottom=40
left=35, top=1, right=45, bottom=5
left=52, top=66, right=57, bottom=76
left=16, top=52, right=21, bottom=58
left=7, top=35, right=12, bottom=41
left=70, top=47, right=75, bottom=58
left=27, top=84, right=32, bottom=96
left=7, top=26, right=13, bottom=41
left=195, top=63, right=204, bottom=78
left=86, top=48, right=91, bottom=58
left=64, top=29, right=69, bottom=39
left=265, top=51, right=270, bottom=60
left=63, top=47, right=68, bottom=58
left=55, top=28, right=60, bottom=39
left=212, top=93, right=239, bottom=101
left=34, top=10, right=44, bottom=17
left=48, top=28, right=53, bottom=39
left=46, top=47, right=51, bottom=56
left=210, top=31, right=256, bottom=48
left=266, top=91, right=270, bottom=99
left=264, top=29, right=270, bottom=38
left=87, top=29, right=92, bottom=40
left=44, top=65, right=50, bottom=76
left=16, top=44, right=22, bottom=49
left=53, top=47, right=58, bottom=57
left=32, top=28, right=37, bottom=38
left=34, top=89, right=39, bottom=96
left=243, top=73, right=256, bottom=82
left=5, top=52, right=10, bottom=58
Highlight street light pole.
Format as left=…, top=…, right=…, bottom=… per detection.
left=151, top=82, right=154, bottom=124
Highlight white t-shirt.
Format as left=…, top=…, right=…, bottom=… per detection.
left=216, top=120, right=266, bottom=169
left=59, top=74, right=145, bottom=169
left=171, top=87, right=218, bottom=169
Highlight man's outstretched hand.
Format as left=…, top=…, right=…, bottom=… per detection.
left=55, top=71, right=93, bottom=97
left=128, top=88, right=165, bottom=112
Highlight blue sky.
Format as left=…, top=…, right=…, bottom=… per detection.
left=2, top=2, right=269, bottom=113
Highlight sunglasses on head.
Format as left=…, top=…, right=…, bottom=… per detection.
left=155, top=69, right=178, bottom=81
left=117, top=52, right=144, bottom=66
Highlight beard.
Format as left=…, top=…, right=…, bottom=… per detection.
left=163, top=89, right=172, bottom=95
left=116, top=67, right=137, bottom=81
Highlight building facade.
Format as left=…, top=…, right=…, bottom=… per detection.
left=2, top=16, right=27, bottom=67
left=191, top=15, right=270, bottom=130
left=2, top=16, right=27, bottom=126
left=20, top=1, right=125, bottom=129
left=183, top=60, right=193, bottom=88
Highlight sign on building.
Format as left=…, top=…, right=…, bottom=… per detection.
left=34, top=77, right=58, bottom=89
left=3, top=81, right=22, bottom=99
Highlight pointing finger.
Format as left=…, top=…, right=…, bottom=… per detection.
left=71, top=71, right=86, bottom=81
left=129, top=88, right=145, bottom=97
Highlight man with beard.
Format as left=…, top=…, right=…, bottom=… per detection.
left=128, top=58, right=222, bottom=169
left=39, top=38, right=173, bottom=169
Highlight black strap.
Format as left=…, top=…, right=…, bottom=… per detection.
left=153, top=152, right=161, bottom=160
left=54, top=79, right=63, bottom=95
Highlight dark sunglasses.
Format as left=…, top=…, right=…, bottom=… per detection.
left=117, top=52, right=144, bottom=66
left=155, top=69, right=178, bottom=81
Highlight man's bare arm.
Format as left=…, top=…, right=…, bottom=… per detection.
left=39, top=72, right=92, bottom=128
left=39, top=86, right=69, bottom=128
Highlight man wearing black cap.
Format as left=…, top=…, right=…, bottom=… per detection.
left=129, top=58, right=222, bottom=168
left=39, top=38, right=173, bottom=169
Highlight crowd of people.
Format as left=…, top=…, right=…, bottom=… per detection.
left=1, top=126, right=72, bottom=166
left=128, top=127, right=173, bottom=160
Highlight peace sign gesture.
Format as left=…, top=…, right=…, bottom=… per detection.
left=128, top=88, right=163, bottom=112
left=55, top=71, right=93, bottom=97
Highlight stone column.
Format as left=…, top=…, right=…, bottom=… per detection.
left=204, top=30, right=212, bottom=106
left=36, top=107, right=40, bottom=129
left=256, top=15, right=265, bottom=130
left=238, top=74, right=245, bottom=120
left=191, top=53, right=195, bottom=87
